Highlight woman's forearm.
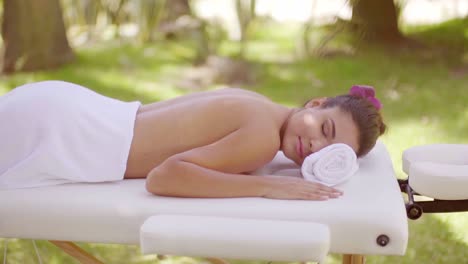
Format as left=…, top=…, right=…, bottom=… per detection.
left=146, top=157, right=343, bottom=200
left=145, top=158, right=271, bottom=198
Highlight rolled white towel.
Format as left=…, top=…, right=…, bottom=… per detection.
left=301, top=143, right=359, bottom=186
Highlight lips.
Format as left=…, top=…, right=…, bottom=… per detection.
left=296, top=136, right=304, bottom=159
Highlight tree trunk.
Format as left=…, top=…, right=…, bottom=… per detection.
left=1, top=0, right=74, bottom=73
left=351, top=0, right=403, bottom=44
left=138, top=0, right=166, bottom=43
left=235, top=0, right=256, bottom=58
left=164, top=0, right=190, bottom=21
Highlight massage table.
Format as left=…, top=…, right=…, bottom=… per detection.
left=0, top=142, right=408, bottom=263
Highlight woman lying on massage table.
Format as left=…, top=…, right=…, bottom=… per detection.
left=0, top=81, right=385, bottom=200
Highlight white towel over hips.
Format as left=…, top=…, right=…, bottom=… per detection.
left=0, top=81, right=141, bottom=189
left=301, top=143, right=359, bottom=186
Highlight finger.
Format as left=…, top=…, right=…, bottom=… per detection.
left=293, top=182, right=338, bottom=196
left=303, top=192, right=329, bottom=201
left=312, top=189, right=340, bottom=199
left=328, top=193, right=341, bottom=198
left=313, top=183, right=343, bottom=194
left=314, top=189, right=340, bottom=197
left=303, top=182, right=338, bottom=193
left=307, top=194, right=328, bottom=201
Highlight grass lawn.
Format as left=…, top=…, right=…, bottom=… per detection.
left=0, top=19, right=467, bottom=263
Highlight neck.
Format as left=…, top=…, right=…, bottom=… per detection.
left=278, top=107, right=299, bottom=151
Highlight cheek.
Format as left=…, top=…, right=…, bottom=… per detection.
left=303, top=114, right=314, bottom=126
left=300, top=113, right=320, bottom=134
left=340, top=126, right=360, bottom=152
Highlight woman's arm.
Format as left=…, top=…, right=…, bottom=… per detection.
left=146, top=159, right=341, bottom=200
left=146, top=126, right=342, bottom=200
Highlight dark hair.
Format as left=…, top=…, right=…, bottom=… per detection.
left=321, top=94, right=386, bottom=157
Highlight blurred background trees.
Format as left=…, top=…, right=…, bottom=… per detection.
left=2, top=0, right=74, bottom=73
left=2, top=0, right=466, bottom=79
left=350, top=0, right=403, bottom=44
left=1, top=0, right=466, bottom=75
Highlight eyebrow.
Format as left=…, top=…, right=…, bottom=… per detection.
left=330, top=118, right=336, bottom=139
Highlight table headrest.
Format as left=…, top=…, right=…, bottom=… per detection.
left=402, top=144, right=468, bottom=174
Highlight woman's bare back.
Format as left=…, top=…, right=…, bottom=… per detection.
left=125, top=89, right=288, bottom=178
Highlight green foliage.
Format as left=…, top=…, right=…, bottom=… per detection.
left=0, top=18, right=467, bottom=264
left=405, top=18, right=468, bottom=64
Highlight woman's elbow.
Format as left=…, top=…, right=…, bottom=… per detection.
left=145, top=159, right=181, bottom=196
left=145, top=171, right=164, bottom=195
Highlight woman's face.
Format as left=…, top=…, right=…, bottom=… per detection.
left=281, top=101, right=359, bottom=165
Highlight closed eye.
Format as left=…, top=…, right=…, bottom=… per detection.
left=322, top=118, right=335, bottom=139
left=330, top=118, right=336, bottom=139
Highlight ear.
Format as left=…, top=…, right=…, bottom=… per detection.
left=304, top=97, right=327, bottom=108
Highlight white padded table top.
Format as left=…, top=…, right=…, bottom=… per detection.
left=0, top=142, right=408, bottom=256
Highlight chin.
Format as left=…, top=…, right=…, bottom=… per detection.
left=292, top=158, right=302, bottom=166
left=283, top=148, right=302, bottom=166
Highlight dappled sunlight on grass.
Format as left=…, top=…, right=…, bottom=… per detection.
left=405, top=18, right=468, bottom=63
left=380, top=112, right=467, bottom=176
left=66, top=67, right=184, bottom=102
left=436, top=213, right=468, bottom=245
left=0, top=84, right=10, bottom=94
left=245, top=41, right=297, bottom=62
left=380, top=121, right=442, bottom=178
left=0, top=41, right=196, bottom=104
left=367, top=215, right=468, bottom=264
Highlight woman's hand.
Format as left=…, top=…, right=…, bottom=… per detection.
left=262, top=176, right=343, bottom=200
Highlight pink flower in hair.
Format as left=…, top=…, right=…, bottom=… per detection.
left=349, top=85, right=382, bottom=110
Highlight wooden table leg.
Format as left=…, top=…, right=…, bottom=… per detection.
left=343, top=254, right=365, bottom=264
left=49, top=241, right=104, bottom=264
